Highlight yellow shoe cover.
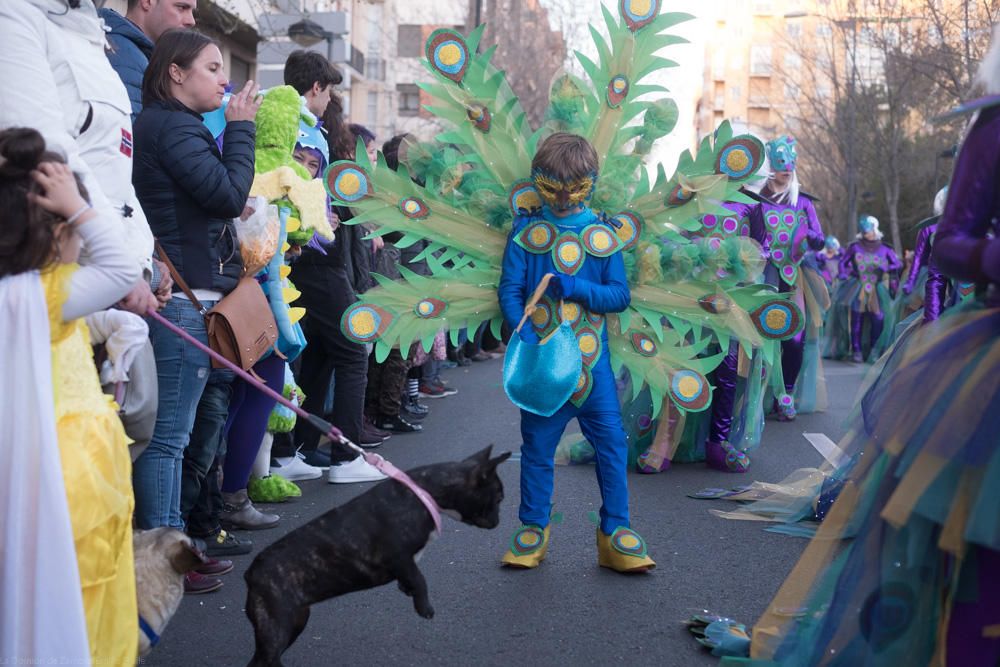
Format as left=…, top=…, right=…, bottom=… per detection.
left=597, top=527, right=656, bottom=573
left=501, top=525, right=551, bottom=569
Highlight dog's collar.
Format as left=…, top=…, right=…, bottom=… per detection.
left=363, top=453, right=443, bottom=535
left=139, top=614, right=160, bottom=648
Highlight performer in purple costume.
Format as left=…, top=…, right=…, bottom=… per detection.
left=635, top=199, right=761, bottom=474
left=755, top=136, right=825, bottom=421
left=900, top=187, right=948, bottom=323
left=839, top=215, right=902, bottom=362
left=814, top=235, right=843, bottom=286
left=903, top=223, right=946, bottom=322
left=925, top=100, right=1000, bottom=667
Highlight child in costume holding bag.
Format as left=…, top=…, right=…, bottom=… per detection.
left=497, top=133, right=655, bottom=573
left=0, top=127, right=139, bottom=665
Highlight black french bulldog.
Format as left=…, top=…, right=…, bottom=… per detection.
left=244, top=446, right=511, bottom=667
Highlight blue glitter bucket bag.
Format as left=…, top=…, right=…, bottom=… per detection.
left=503, top=274, right=582, bottom=417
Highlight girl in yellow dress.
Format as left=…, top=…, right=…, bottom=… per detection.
left=0, top=128, right=139, bottom=664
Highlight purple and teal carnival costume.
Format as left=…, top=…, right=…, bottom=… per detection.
left=814, top=236, right=844, bottom=286
left=636, top=201, right=762, bottom=474
left=836, top=216, right=902, bottom=363
left=756, top=137, right=829, bottom=418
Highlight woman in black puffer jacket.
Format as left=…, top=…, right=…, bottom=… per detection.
left=131, top=29, right=261, bottom=530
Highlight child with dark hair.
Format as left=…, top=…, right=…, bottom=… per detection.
left=0, top=127, right=138, bottom=665
left=497, top=132, right=655, bottom=572
left=288, top=104, right=389, bottom=478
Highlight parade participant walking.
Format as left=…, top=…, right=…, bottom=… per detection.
left=757, top=136, right=828, bottom=420
left=815, top=235, right=843, bottom=286
left=838, top=215, right=902, bottom=362
left=497, top=133, right=655, bottom=572
left=900, top=186, right=957, bottom=325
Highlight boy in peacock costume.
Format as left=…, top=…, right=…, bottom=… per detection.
left=329, top=0, right=804, bottom=564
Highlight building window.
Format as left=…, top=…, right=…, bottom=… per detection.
left=753, top=1, right=773, bottom=15
left=750, top=45, right=772, bottom=75
left=730, top=84, right=742, bottom=101
left=817, top=23, right=832, bottom=38
left=786, top=22, right=802, bottom=39
left=397, top=25, right=422, bottom=58
left=229, top=55, right=251, bottom=90
left=367, top=90, right=378, bottom=126
left=783, top=52, right=802, bottom=72
left=816, top=48, right=832, bottom=69
left=784, top=83, right=801, bottom=99
left=397, top=83, right=420, bottom=116
left=366, top=57, right=385, bottom=81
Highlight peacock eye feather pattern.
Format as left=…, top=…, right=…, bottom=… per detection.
left=426, top=29, right=470, bottom=84
left=630, top=121, right=764, bottom=233
left=420, top=24, right=533, bottom=192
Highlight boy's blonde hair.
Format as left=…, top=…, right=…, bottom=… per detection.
left=531, top=133, right=599, bottom=181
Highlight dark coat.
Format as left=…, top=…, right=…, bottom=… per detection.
left=295, top=205, right=373, bottom=292
left=133, top=99, right=255, bottom=295
left=99, top=8, right=153, bottom=123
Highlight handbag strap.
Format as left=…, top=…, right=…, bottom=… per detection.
left=154, top=240, right=207, bottom=314
left=515, top=273, right=564, bottom=334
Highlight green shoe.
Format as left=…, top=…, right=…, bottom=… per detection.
left=272, top=473, right=301, bottom=498
left=248, top=475, right=299, bottom=503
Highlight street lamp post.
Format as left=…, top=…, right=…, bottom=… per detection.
left=288, top=17, right=335, bottom=62
left=845, top=3, right=860, bottom=237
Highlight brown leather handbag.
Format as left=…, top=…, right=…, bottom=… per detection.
left=155, top=241, right=278, bottom=372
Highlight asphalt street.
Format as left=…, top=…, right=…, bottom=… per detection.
left=143, top=357, right=867, bottom=667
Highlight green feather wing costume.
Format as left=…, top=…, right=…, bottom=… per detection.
left=329, top=0, right=802, bottom=417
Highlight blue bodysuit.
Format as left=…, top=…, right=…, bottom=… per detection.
left=497, top=205, right=631, bottom=534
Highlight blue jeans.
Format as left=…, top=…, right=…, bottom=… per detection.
left=133, top=297, right=216, bottom=529
left=180, top=367, right=234, bottom=533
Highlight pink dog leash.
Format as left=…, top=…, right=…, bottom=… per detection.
left=147, top=309, right=443, bottom=535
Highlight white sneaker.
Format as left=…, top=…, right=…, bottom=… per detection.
left=270, top=453, right=323, bottom=481
left=327, top=457, right=388, bottom=484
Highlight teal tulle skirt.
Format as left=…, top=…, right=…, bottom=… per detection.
left=825, top=278, right=897, bottom=361
left=890, top=267, right=928, bottom=326
left=823, top=280, right=851, bottom=360
left=792, top=265, right=830, bottom=413
left=721, top=299, right=1000, bottom=666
